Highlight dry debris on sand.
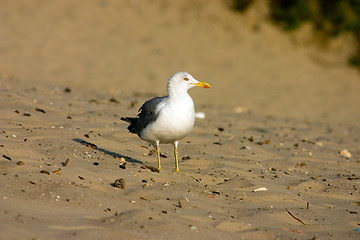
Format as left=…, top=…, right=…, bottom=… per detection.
left=0, top=77, right=359, bottom=240
left=1, top=1, right=359, bottom=239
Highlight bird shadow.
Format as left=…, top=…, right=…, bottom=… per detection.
left=72, top=138, right=143, bottom=165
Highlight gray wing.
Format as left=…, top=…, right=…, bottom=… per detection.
left=121, top=96, right=167, bottom=135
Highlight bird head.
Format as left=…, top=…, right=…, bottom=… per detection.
left=167, top=72, right=210, bottom=94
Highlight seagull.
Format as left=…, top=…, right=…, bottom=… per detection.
left=121, top=72, right=210, bottom=172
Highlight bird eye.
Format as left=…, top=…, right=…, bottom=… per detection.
left=184, top=77, right=189, bottom=81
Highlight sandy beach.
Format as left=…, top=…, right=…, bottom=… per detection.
left=1, top=1, right=359, bottom=239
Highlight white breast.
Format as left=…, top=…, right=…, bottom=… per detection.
left=140, top=94, right=195, bottom=144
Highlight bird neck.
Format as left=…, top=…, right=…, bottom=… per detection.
left=167, top=87, right=189, bottom=100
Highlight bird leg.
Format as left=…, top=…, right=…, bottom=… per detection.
left=174, top=141, right=180, bottom=172
left=156, top=141, right=162, bottom=170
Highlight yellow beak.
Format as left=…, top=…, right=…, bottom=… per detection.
left=193, top=81, right=211, bottom=88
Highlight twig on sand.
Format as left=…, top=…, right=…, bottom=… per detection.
left=286, top=209, right=305, bottom=225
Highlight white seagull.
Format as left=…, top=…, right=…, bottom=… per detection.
left=121, top=72, right=210, bottom=172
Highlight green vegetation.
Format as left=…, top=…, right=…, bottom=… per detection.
left=232, top=0, right=254, bottom=12
left=269, top=0, right=313, bottom=31
left=232, top=0, right=360, bottom=69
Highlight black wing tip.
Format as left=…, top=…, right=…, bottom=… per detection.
left=121, top=117, right=137, bottom=134
left=121, top=117, right=132, bottom=123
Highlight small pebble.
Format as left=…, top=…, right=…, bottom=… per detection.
left=253, top=187, right=267, bottom=192
left=64, top=87, right=71, bottom=93
left=142, top=165, right=160, bottom=173
left=35, top=108, right=46, bottom=113
left=63, top=157, right=72, bottom=166
left=233, top=106, right=248, bottom=114
left=119, top=162, right=126, bottom=169
left=29, top=180, right=36, bottom=185
left=40, top=170, right=50, bottom=175
left=113, top=178, right=125, bottom=189
left=189, top=225, right=198, bottom=231
left=339, top=149, right=351, bottom=158
left=241, top=146, right=252, bottom=150
left=109, top=97, right=120, bottom=104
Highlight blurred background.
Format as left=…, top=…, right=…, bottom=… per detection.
left=1, top=0, right=359, bottom=125
left=236, top=0, right=360, bottom=67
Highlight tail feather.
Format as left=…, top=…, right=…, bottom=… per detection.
left=121, top=117, right=137, bottom=134
left=120, top=117, right=133, bottom=123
